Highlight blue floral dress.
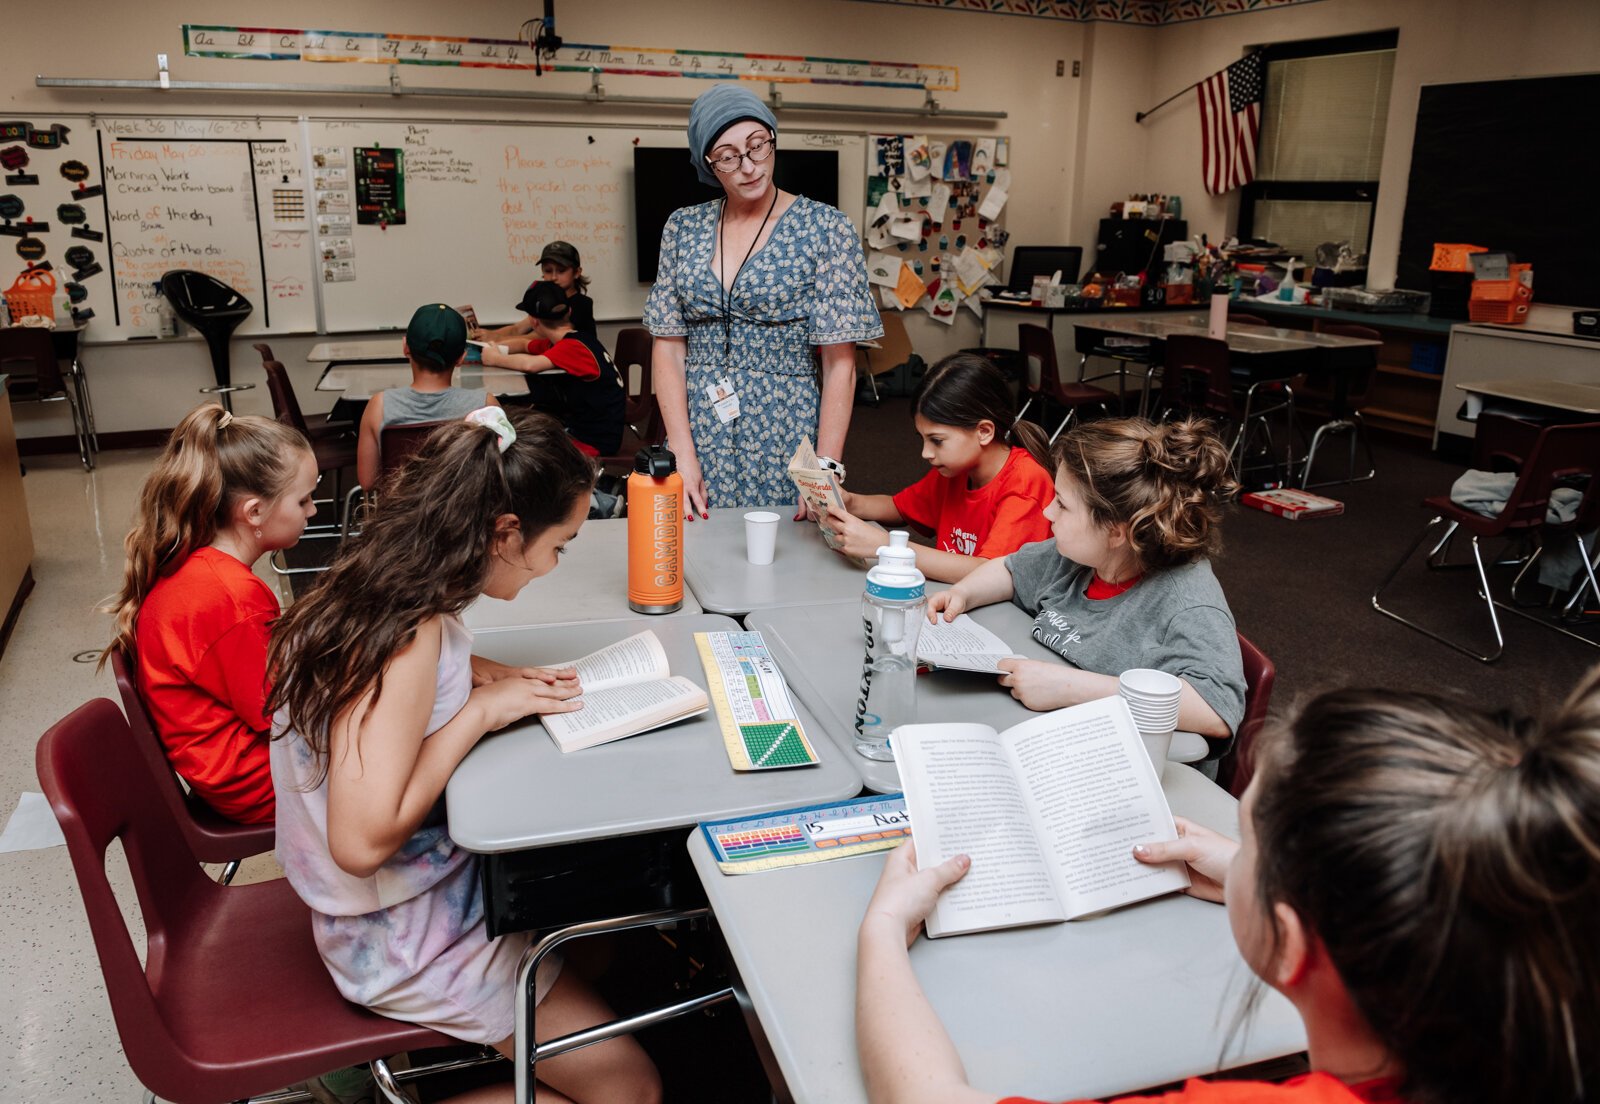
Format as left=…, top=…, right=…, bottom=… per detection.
left=644, top=196, right=882, bottom=507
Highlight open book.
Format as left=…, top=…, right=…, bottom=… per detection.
left=539, top=631, right=709, bottom=753
left=895, top=695, right=1190, bottom=937
left=787, top=437, right=867, bottom=567
left=917, top=614, right=1017, bottom=674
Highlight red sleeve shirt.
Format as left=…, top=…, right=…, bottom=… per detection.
left=891, top=447, right=1055, bottom=560
left=134, top=546, right=279, bottom=825
left=525, top=335, right=601, bottom=379
left=1000, top=1073, right=1403, bottom=1104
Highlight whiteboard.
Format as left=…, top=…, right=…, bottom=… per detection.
left=304, top=119, right=864, bottom=331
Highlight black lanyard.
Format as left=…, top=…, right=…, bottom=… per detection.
left=717, top=189, right=780, bottom=357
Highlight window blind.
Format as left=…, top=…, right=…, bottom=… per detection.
left=1257, top=50, right=1395, bottom=181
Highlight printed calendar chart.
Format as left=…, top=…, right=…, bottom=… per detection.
left=694, top=630, right=820, bottom=771
left=702, top=795, right=911, bottom=874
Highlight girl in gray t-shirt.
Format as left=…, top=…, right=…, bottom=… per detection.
left=927, top=417, right=1246, bottom=739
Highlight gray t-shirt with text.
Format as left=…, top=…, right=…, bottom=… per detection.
left=1005, top=539, right=1246, bottom=735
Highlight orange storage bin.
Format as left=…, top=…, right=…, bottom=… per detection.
left=1430, top=243, right=1488, bottom=272
left=4, top=266, right=56, bottom=322
left=1468, top=264, right=1533, bottom=325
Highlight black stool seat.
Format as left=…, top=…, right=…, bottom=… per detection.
left=160, top=270, right=254, bottom=401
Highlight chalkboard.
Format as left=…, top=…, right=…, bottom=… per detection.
left=1396, top=75, right=1600, bottom=306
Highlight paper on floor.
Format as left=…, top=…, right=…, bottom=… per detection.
left=0, top=792, right=66, bottom=853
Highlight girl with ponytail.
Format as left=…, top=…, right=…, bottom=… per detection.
left=826, top=354, right=1056, bottom=582
left=858, top=669, right=1600, bottom=1104
left=267, top=406, right=660, bottom=1103
left=928, top=417, right=1244, bottom=739
left=101, top=403, right=316, bottom=825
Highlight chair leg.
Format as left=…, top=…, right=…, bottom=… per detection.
left=1372, top=517, right=1506, bottom=663
left=218, top=858, right=241, bottom=885
left=1048, top=407, right=1074, bottom=444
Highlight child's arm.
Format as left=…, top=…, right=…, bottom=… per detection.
left=355, top=393, right=385, bottom=492
left=840, top=490, right=903, bottom=524
left=827, top=498, right=998, bottom=583
left=324, top=617, right=582, bottom=878
left=926, top=555, right=1015, bottom=622
left=478, top=316, right=535, bottom=341
left=481, top=343, right=556, bottom=374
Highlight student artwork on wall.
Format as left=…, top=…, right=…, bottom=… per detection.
left=867, top=132, right=1010, bottom=315
left=0, top=121, right=105, bottom=325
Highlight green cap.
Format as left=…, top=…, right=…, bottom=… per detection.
left=406, top=304, right=468, bottom=371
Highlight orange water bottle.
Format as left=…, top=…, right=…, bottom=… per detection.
left=627, top=444, right=684, bottom=614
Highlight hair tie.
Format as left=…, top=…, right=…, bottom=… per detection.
left=217, top=410, right=234, bottom=430
left=464, top=406, right=515, bottom=453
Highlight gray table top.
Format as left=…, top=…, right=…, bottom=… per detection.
left=689, top=764, right=1306, bottom=1104
left=1455, top=377, right=1600, bottom=414
left=1076, top=313, right=1380, bottom=353
left=683, top=505, right=871, bottom=617
left=315, top=363, right=535, bottom=400
left=446, top=614, right=865, bottom=852
left=463, top=519, right=702, bottom=631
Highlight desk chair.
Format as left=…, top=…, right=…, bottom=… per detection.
left=1216, top=633, right=1277, bottom=798
left=107, top=648, right=274, bottom=885
left=600, top=328, right=666, bottom=471
left=1155, top=334, right=1296, bottom=484
left=1016, top=323, right=1113, bottom=443
left=1372, top=416, right=1600, bottom=663
left=857, top=310, right=914, bottom=404
left=160, top=270, right=255, bottom=411
left=37, top=699, right=498, bottom=1104
left=1, top=326, right=93, bottom=470
left=1297, top=321, right=1380, bottom=489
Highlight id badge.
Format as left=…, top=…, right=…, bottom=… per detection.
left=707, top=377, right=741, bottom=423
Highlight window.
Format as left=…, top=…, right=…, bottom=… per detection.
left=1237, top=31, right=1398, bottom=264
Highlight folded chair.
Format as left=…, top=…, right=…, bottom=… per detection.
left=37, top=699, right=499, bottom=1104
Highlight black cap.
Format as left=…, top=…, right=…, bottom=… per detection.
left=515, top=280, right=573, bottom=323
left=634, top=443, right=677, bottom=477
left=404, top=303, right=468, bottom=371
left=538, top=240, right=581, bottom=269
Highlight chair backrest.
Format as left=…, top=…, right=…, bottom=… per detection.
left=36, top=698, right=218, bottom=1087
left=158, top=269, right=253, bottom=324
left=613, top=326, right=654, bottom=401
left=1308, top=321, right=1381, bottom=405
left=0, top=326, right=69, bottom=396
left=1159, top=334, right=1233, bottom=416
left=1497, top=420, right=1600, bottom=533
left=260, top=358, right=310, bottom=434
left=865, top=311, right=914, bottom=377
left=379, top=418, right=451, bottom=478
left=1017, top=323, right=1062, bottom=399
left=107, top=647, right=274, bottom=864
left=1009, top=246, right=1083, bottom=291
left=252, top=341, right=276, bottom=364
left=1221, top=631, right=1277, bottom=797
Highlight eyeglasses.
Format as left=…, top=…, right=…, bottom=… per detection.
left=706, top=136, right=775, bottom=175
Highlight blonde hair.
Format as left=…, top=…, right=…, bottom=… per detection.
left=1052, top=417, right=1237, bottom=570
left=100, top=404, right=310, bottom=667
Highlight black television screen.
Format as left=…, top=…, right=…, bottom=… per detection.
left=633, top=146, right=840, bottom=283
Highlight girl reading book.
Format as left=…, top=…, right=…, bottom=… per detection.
left=928, top=417, right=1243, bottom=740
left=856, top=670, right=1600, bottom=1104
left=101, top=404, right=317, bottom=825
left=267, top=407, right=660, bottom=1104
left=825, top=354, right=1055, bottom=583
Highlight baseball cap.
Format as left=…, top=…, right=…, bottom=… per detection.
left=516, top=280, right=573, bottom=323
left=405, top=304, right=468, bottom=371
left=538, top=241, right=581, bottom=269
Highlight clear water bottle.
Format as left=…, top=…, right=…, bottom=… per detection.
left=854, top=531, right=926, bottom=761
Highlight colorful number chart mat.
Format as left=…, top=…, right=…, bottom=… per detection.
left=702, top=794, right=911, bottom=875
left=694, top=630, right=820, bottom=771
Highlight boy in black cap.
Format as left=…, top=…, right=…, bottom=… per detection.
left=482, top=281, right=624, bottom=458
left=477, top=240, right=596, bottom=341
left=355, top=304, right=498, bottom=490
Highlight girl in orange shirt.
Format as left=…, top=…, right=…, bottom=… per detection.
left=856, top=671, right=1600, bottom=1104
left=827, top=354, right=1055, bottom=582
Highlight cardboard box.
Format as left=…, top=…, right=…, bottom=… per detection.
left=1240, top=488, right=1345, bottom=520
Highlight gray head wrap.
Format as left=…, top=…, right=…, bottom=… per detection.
left=687, top=84, right=778, bottom=187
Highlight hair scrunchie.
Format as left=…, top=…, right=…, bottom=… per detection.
left=464, top=406, right=516, bottom=453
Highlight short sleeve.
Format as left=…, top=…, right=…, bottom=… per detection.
left=975, top=493, right=1054, bottom=559
left=809, top=206, right=885, bottom=345
left=644, top=210, right=690, bottom=338
left=1005, top=538, right=1062, bottom=613
left=1159, top=605, right=1246, bottom=736
left=891, top=469, right=942, bottom=531
left=546, top=339, right=600, bottom=379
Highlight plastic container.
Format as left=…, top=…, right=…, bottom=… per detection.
left=853, top=531, right=926, bottom=762
left=626, top=444, right=684, bottom=614
left=1409, top=341, right=1447, bottom=375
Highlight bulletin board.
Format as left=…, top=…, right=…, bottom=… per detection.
left=861, top=133, right=1011, bottom=326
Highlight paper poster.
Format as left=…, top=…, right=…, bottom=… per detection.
left=927, top=183, right=952, bottom=225
left=943, top=140, right=972, bottom=181
left=889, top=216, right=921, bottom=241
left=907, top=135, right=931, bottom=180
left=315, top=212, right=352, bottom=236
left=354, top=146, right=405, bottom=226
left=930, top=278, right=958, bottom=324
left=880, top=286, right=900, bottom=309
left=316, top=190, right=350, bottom=215
left=995, top=137, right=1010, bottom=167
left=903, top=172, right=933, bottom=199
left=313, top=167, right=348, bottom=191
left=978, top=187, right=1008, bottom=221
left=875, top=134, right=906, bottom=178
left=321, top=258, right=355, bottom=282
left=928, top=141, right=947, bottom=180
left=961, top=291, right=986, bottom=319
left=894, top=262, right=927, bottom=309
left=319, top=236, right=354, bottom=261
left=954, top=247, right=991, bottom=296
left=993, top=168, right=1012, bottom=193
left=866, top=251, right=902, bottom=287
left=312, top=146, right=347, bottom=169
left=973, top=139, right=996, bottom=178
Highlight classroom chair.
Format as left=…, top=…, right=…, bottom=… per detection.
left=254, top=342, right=356, bottom=445
left=0, top=325, right=93, bottom=470
left=160, top=269, right=255, bottom=412
left=1215, top=632, right=1277, bottom=799
left=857, top=309, right=914, bottom=404
left=36, top=698, right=499, bottom=1104
left=1297, top=321, right=1380, bottom=488
left=1016, top=323, right=1114, bottom=443
left=1154, top=334, right=1296, bottom=484
left=107, top=648, right=274, bottom=885
left=600, top=328, right=666, bottom=469
left=1372, top=416, right=1600, bottom=663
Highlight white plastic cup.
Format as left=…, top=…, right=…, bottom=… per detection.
left=1140, top=732, right=1174, bottom=780
left=1120, top=668, right=1182, bottom=779
left=744, top=511, right=780, bottom=565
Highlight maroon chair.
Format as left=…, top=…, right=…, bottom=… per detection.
left=599, top=328, right=664, bottom=472
left=1372, top=417, right=1600, bottom=663
left=253, top=342, right=354, bottom=445
left=1297, top=321, right=1381, bottom=488
left=1, top=325, right=93, bottom=469
left=1157, top=334, right=1296, bottom=484
left=108, top=648, right=273, bottom=884
left=1017, top=323, right=1114, bottom=442
left=36, top=699, right=487, bottom=1104
left=379, top=418, right=452, bottom=479
left=1217, top=632, right=1277, bottom=798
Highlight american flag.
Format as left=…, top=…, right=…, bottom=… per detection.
left=1198, top=52, right=1264, bottom=196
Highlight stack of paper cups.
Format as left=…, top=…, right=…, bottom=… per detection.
left=1118, top=668, right=1183, bottom=779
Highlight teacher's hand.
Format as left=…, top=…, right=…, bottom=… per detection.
left=678, top=452, right=709, bottom=520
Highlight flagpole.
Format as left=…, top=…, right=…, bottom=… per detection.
left=1135, top=51, right=1264, bottom=124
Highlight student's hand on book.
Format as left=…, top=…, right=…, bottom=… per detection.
left=926, top=588, right=968, bottom=623
left=1132, top=817, right=1237, bottom=904
left=480, top=344, right=508, bottom=368
left=470, top=656, right=578, bottom=688
left=469, top=672, right=584, bottom=732
left=863, top=840, right=971, bottom=948
left=996, top=657, right=1080, bottom=710
left=824, top=503, right=887, bottom=560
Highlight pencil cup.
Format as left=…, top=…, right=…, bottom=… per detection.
left=744, top=511, right=781, bottom=565
left=1119, top=668, right=1182, bottom=780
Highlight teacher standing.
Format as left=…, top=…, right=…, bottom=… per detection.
left=645, top=84, right=883, bottom=516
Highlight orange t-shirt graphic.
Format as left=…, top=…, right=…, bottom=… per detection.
left=891, top=447, right=1054, bottom=559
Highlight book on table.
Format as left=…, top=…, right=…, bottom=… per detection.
left=917, top=613, right=1017, bottom=674
left=894, top=695, right=1190, bottom=937
left=539, top=630, right=709, bottom=753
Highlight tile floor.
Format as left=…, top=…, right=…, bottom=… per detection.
left=1, top=449, right=286, bottom=1103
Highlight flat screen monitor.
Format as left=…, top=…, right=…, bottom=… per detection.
left=632, top=147, right=840, bottom=283
left=1008, top=246, right=1083, bottom=292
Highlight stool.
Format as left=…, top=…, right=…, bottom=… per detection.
left=159, top=270, right=255, bottom=411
